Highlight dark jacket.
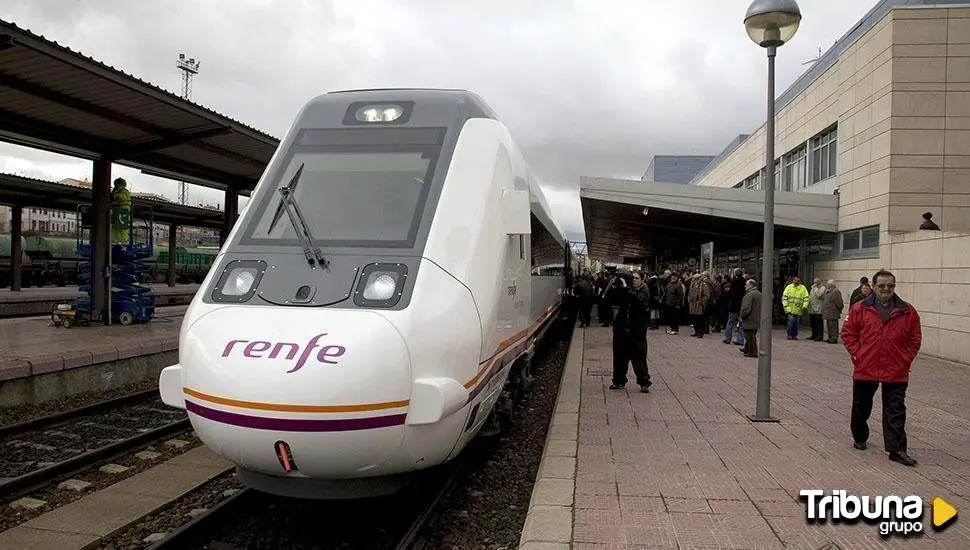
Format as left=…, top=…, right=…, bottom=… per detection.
left=850, top=286, right=865, bottom=306
left=612, top=283, right=651, bottom=336
left=822, top=287, right=844, bottom=320
left=574, top=279, right=594, bottom=301
left=727, top=276, right=746, bottom=312
left=663, top=281, right=684, bottom=308
left=647, top=279, right=662, bottom=309
left=739, top=287, right=762, bottom=330
left=841, top=294, right=922, bottom=382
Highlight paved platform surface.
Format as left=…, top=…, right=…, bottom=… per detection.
left=0, top=445, right=231, bottom=550
left=0, top=306, right=185, bottom=381
left=0, top=284, right=200, bottom=318
left=0, top=284, right=200, bottom=304
left=521, top=326, right=969, bottom=549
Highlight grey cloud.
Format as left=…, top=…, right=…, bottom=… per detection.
left=3, top=0, right=879, bottom=240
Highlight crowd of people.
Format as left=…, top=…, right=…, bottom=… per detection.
left=572, top=267, right=848, bottom=347
left=567, top=267, right=923, bottom=467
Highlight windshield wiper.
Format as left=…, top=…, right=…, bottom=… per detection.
left=267, top=163, right=328, bottom=269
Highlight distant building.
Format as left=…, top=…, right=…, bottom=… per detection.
left=0, top=177, right=90, bottom=234
left=1, top=177, right=219, bottom=245
left=641, top=155, right=715, bottom=184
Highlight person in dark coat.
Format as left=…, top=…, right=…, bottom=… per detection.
left=822, top=279, right=844, bottom=344
left=663, top=273, right=684, bottom=334
left=596, top=272, right=615, bottom=326
left=849, top=276, right=869, bottom=306
left=919, top=211, right=940, bottom=230
left=738, top=279, right=761, bottom=358
left=609, top=271, right=652, bottom=393
left=573, top=275, right=595, bottom=327
left=710, top=274, right=724, bottom=332
left=841, top=270, right=922, bottom=467
left=723, top=268, right=746, bottom=346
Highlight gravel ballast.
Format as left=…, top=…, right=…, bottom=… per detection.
left=97, top=471, right=242, bottom=550
left=417, top=319, right=571, bottom=549
left=0, top=433, right=201, bottom=532
left=0, top=379, right=161, bottom=428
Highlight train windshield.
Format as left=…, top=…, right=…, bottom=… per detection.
left=243, top=132, right=441, bottom=248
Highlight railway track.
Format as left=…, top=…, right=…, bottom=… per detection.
left=147, top=456, right=468, bottom=550
left=0, top=389, right=191, bottom=501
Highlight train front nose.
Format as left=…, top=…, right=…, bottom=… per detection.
left=179, top=306, right=411, bottom=479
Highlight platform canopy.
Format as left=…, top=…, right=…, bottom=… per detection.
left=0, top=19, right=279, bottom=193
left=0, top=173, right=225, bottom=230
left=581, top=177, right=839, bottom=263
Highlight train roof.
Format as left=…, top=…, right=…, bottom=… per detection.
left=529, top=177, right=567, bottom=248
left=315, top=88, right=499, bottom=119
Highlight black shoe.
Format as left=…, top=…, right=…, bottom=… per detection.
left=639, top=384, right=650, bottom=393
left=853, top=441, right=867, bottom=450
left=889, top=452, right=917, bottom=467
left=609, top=384, right=625, bottom=390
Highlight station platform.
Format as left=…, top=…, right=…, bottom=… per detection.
left=0, top=284, right=201, bottom=318
left=520, top=326, right=969, bottom=549
left=0, top=307, right=185, bottom=407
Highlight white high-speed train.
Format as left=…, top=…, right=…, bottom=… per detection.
left=158, top=89, right=577, bottom=498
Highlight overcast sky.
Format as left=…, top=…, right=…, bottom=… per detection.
left=2, top=0, right=879, bottom=242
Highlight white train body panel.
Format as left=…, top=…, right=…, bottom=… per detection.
left=159, top=89, right=570, bottom=498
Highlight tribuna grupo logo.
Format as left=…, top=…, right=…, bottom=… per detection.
left=800, top=490, right=958, bottom=537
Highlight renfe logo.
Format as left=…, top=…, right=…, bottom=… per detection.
left=222, top=333, right=346, bottom=373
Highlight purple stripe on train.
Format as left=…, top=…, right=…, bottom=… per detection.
left=185, top=401, right=407, bottom=432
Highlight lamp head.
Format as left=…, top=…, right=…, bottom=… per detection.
left=744, top=0, right=802, bottom=48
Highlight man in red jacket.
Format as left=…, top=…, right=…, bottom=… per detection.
left=841, top=270, right=921, bottom=467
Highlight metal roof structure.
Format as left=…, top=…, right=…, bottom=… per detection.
left=581, top=177, right=838, bottom=262
left=0, top=19, right=279, bottom=192
left=0, top=173, right=225, bottom=230
left=642, top=155, right=716, bottom=184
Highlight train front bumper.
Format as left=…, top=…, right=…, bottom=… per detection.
left=159, top=306, right=414, bottom=479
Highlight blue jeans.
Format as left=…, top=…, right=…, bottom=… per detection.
left=787, top=314, right=801, bottom=338
left=724, top=311, right=745, bottom=345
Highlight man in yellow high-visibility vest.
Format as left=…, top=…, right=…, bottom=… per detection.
left=782, top=275, right=810, bottom=340
left=111, top=178, right=132, bottom=245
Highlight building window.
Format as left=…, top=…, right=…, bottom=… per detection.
left=811, top=126, right=837, bottom=184
left=784, top=145, right=807, bottom=191
left=760, top=160, right=782, bottom=190
left=839, top=225, right=879, bottom=258
left=742, top=170, right=761, bottom=190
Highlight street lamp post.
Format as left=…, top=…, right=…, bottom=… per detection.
left=744, top=0, right=801, bottom=423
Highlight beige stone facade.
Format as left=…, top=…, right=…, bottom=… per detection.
left=693, top=6, right=970, bottom=364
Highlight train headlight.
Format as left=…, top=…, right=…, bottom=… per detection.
left=355, top=105, right=403, bottom=123
left=363, top=273, right=397, bottom=300
left=343, top=101, right=414, bottom=126
left=212, top=260, right=266, bottom=303
left=354, top=263, right=408, bottom=308
left=224, top=269, right=257, bottom=295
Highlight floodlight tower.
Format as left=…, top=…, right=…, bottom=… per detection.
left=175, top=53, right=200, bottom=206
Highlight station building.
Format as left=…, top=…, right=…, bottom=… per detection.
left=581, top=0, right=970, bottom=363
